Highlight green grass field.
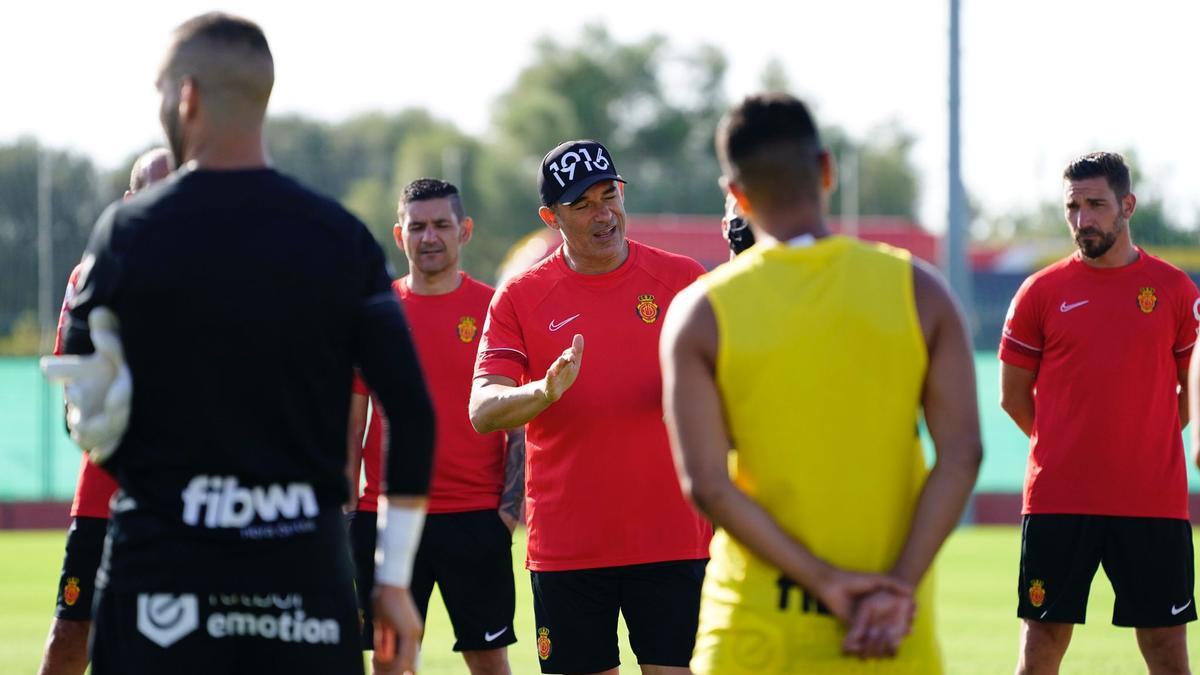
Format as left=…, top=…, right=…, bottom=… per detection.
left=2, top=527, right=1198, bottom=673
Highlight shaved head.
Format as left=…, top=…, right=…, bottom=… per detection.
left=157, top=13, right=273, bottom=163
left=159, top=13, right=273, bottom=121
left=129, top=148, right=174, bottom=193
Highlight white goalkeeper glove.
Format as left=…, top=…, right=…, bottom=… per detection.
left=40, top=307, right=132, bottom=464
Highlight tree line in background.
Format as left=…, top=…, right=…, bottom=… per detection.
left=0, top=25, right=1193, bottom=354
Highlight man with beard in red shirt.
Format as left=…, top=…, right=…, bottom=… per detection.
left=1000, top=152, right=1198, bottom=674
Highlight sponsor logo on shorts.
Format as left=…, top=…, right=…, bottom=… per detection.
left=1028, top=579, right=1046, bottom=608
left=537, top=626, right=552, bottom=661
left=1137, top=287, right=1158, bottom=314
left=207, top=609, right=339, bottom=644
left=1171, top=599, right=1193, bottom=616
left=137, top=593, right=200, bottom=648
left=181, top=476, right=319, bottom=537
left=484, top=627, right=508, bottom=642
left=636, top=294, right=659, bottom=324
left=457, top=316, right=478, bottom=343
left=203, top=593, right=341, bottom=644
left=63, top=577, right=81, bottom=606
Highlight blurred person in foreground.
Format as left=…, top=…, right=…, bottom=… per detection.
left=661, top=93, right=982, bottom=673
left=37, top=147, right=172, bottom=675
left=42, top=13, right=434, bottom=674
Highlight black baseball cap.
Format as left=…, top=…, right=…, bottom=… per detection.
left=538, top=139, right=625, bottom=206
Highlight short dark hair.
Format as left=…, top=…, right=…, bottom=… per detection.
left=163, top=13, right=274, bottom=117
left=399, top=178, right=465, bottom=222
left=716, top=94, right=823, bottom=207
left=1063, top=152, right=1131, bottom=200
left=172, top=12, right=270, bottom=58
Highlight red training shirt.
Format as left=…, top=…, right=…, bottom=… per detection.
left=999, top=249, right=1200, bottom=519
left=475, top=239, right=713, bottom=571
left=55, top=264, right=119, bottom=519
left=356, top=273, right=505, bottom=514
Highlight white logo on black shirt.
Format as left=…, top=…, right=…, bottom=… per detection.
left=137, top=593, right=199, bottom=647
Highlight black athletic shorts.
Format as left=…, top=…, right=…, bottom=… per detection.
left=530, top=559, right=705, bottom=674
left=348, top=508, right=516, bottom=652
left=54, top=516, right=108, bottom=621
left=90, top=586, right=363, bottom=675
left=1018, top=514, right=1196, bottom=627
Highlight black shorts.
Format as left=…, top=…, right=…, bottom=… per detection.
left=54, top=516, right=108, bottom=621
left=530, top=559, right=705, bottom=674
left=1018, top=514, right=1196, bottom=627
left=90, top=586, right=362, bottom=675
left=348, top=508, right=516, bottom=652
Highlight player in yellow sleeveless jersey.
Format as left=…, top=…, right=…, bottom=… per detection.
left=660, top=94, right=983, bottom=674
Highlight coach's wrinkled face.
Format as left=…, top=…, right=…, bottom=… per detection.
left=397, top=197, right=472, bottom=277
left=540, top=180, right=627, bottom=270
left=1064, top=177, right=1134, bottom=260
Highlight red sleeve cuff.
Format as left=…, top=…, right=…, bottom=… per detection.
left=70, top=459, right=118, bottom=519
left=474, top=350, right=527, bottom=384
left=1176, top=348, right=1193, bottom=371
left=999, top=340, right=1041, bottom=372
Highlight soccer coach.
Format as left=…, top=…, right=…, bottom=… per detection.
left=48, top=13, right=434, bottom=674
left=470, top=140, right=712, bottom=675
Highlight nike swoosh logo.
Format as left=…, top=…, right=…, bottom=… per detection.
left=1060, top=300, right=1089, bottom=313
left=484, top=627, right=509, bottom=642
left=548, top=314, right=581, bottom=332
left=1171, top=600, right=1193, bottom=616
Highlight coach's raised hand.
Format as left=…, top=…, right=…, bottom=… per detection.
left=469, top=333, right=585, bottom=434
left=541, top=333, right=584, bottom=402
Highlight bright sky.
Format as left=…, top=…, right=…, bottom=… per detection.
left=3, top=0, right=1198, bottom=233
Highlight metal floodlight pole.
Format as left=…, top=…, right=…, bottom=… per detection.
left=840, top=148, right=859, bottom=238
left=37, top=147, right=55, bottom=498
left=947, top=0, right=974, bottom=323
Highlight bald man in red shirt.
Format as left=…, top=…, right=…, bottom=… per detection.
left=470, top=140, right=712, bottom=675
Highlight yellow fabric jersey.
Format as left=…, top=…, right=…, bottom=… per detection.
left=692, top=235, right=939, bottom=674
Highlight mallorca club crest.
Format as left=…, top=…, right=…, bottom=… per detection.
left=537, top=627, right=552, bottom=661
left=1137, top=287, right=1157, bottom=314
left=1028, top=579, right=1046, bottom=608
left=456, top=316, right=478, bottom=343
left=63, top=577, right=81, bottom=606
left=636, top=294, right=659, bottom=324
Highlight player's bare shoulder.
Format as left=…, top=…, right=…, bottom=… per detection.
left=910, top=256, right=962, bottom=348
left=660, top=280, right=718, bottom=362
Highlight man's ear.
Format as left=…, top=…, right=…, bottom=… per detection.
left=819, top=150, right=838, bottom=195
left=459, top=216, right=474, bottom=245
left=179, top=77, right=200, bottom=122
left=1122, top=192, right=1138, bottom=220
left=538, top=205, right=560, bottom=231
left=392, top=222, right=404, bottom=250
left=723, top=178, right=753, bottom=218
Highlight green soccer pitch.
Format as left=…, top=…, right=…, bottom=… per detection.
left=2, top=527, right=1198, bottom=674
